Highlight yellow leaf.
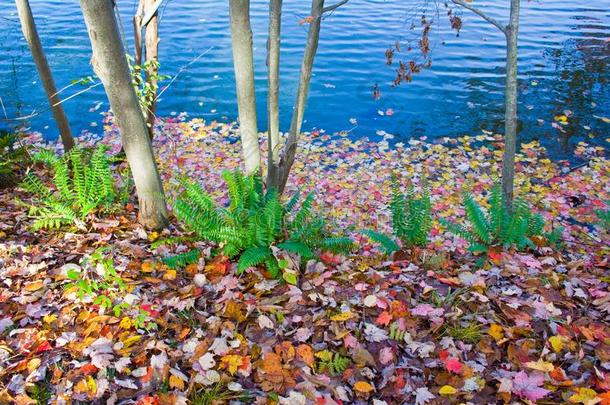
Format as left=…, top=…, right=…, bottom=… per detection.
left=169, top=374, right=185, bottom=390
left=74, top=376, right=96, bottom=396
left=221, top=354, right=243, bottom=376
left=549, top=335, right=566, bottom=353
left=568, top=387, right=599, bottom=404
left=119, top=317, right=132, bottom=330
left=315, top=350, right=333, bottom=362
left=163, top=269, right=177, bottom=281
left=439, top=385, right=458, bottom=395
left=488, top=324, right=504, bottom=341
left=554, top=115, right=568, bottom=123
left=121, top=335, right=142, bottom=348
left=43, top=314, right=57, bottom=324
left=353, top=381, right=374, bottom=394
left=525, top=359, right=555, bottom=372
left=86, top=376, right=97, bottom=394
left=330, top=311, right=353, bottom=322
left=24, top=281, right=44, bottom=292
left=27, top=358, right=41, bottom=372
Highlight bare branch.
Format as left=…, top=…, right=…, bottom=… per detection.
left=451, top=0, right=507, bottom=34
left=322, top=0, right=349, bottom=14
left=142, top=0, right=163, bottom=27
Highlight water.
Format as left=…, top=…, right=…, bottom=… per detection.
left=1, top=0, right=608, bottom=160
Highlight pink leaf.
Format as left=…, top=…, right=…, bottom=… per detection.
left=445, top=358, right=463, bottom=374
left=512, top=371, right=550, bottom=401
left=379, top=347, right=394, bottom=365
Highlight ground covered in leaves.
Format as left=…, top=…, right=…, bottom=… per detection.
left=0, top=116, right=609, bottom=404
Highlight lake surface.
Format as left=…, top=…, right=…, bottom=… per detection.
left=1, top=0, right=608, bottom=160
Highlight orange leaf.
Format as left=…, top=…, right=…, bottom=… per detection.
left=297, top=344, right=315, bottom=367
left=354, top=381, right=374, bottom=394
left=375, top=311, right=392, bottom=326
left=299, top=16, right=314, bottom=25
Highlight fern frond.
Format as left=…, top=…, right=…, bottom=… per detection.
left=162, top=249, right=200, bottom=269
left=292, top=192, right=314, bottom=231
left=463, top=193, right=491, bottom=244
left=360, top=229, right=399, bottom=254
left=237, top=246, right=272, bottom=274
left=276, top=241, right=315, bottom=259
left=319, top=237, right=354, bottom=254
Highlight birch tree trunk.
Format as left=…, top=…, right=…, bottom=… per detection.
left=228, top=0, right=261, bottom=175
left=276, top=0, right=324, bottom=193
left=501, top=0, right=520, bottom=208
left=15, top=0, right=74, bottom=151
left=144, top=0, right=159, bottom=139
left=80, top=0, right=168, bottom=230
left=266, top=0, right=282, bottom=187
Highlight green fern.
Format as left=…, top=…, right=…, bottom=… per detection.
left=360, top=230, right=400, bottom=255
left=362, top=175, right=432, bottom=254
left=21, top=145, right=117, bottom=230
left=162, top=249, right=200, bottom=269
left=442, top=183, right=559, bottom=257
left=316, top=351, right=351, bottom=376
left=175, top=170, right=353, bottom=281
left=237, top=247, right=272, bottom=274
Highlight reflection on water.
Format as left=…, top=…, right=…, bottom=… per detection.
left=0, top=0, right=608, bottom=161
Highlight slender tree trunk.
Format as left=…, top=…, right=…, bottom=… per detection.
left=144, top=0, right=159, bottom=139
left=15, top=0, right=75, bottom=151
left=228, top=0, right=261, bottom=175
left=80, top=0, right=168, bottom=230
left=501, top=0, right=520, bottom=207
left=276, top=0, right=324, bottom=193
left=266, top=0, right=282, bottom=187
left=133, top=0, right=145, bottom=66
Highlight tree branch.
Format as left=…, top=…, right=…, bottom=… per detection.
left=142, top=0, right=163, bottom=27
left=322, top=0, right=349, bottom=14
left=451, top=0, right=507, bottom=34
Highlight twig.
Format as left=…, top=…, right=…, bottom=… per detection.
left=3, top=82, right=103, bottom=122
left=450, top=0, right=507, bottom=34
left=322, top=0, right=349, bottom=14
left=154, top=46, right=214, bottom=101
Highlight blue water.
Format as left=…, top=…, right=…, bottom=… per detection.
left=1, top=0, right=608, bottom=160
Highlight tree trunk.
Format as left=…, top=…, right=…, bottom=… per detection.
left=228, top=0, right=261, bottom=175
left=133, top=0, right=145, bottom=66
left=144, top=0, right=159, bottom=139
left=15, top=0, right=75, bottom=151
left=266, top=0, right=282, bottom=187
left=276, top=0, right=324, bottom=193
left=80, top=0, right=168, bottom=230
left=501, top=0, right=520, bottom=208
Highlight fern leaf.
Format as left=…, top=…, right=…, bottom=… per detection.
left=463, top=193, right=491, bottom=244
left=237, top=247, right=272, bottom=274
left=162, top=249, right=200, bottom=269
left=360, top=230, right=399, bottom=254
left=277, top=241, right=314, bottom=259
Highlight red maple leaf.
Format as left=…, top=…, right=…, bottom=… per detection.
left=445, top=358, right=463, bottom=374
left=375, top=311, right=393, bottom=326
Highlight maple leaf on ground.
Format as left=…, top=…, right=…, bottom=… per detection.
left=568, top=387, right=600, bottom=404
left=445, top=358, right=463, bottom=374
left=512, top=371, right=550, bottom=402
left=414, top=387, right=435, bottom=405
left=375, top=311, right=393, bottom=326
